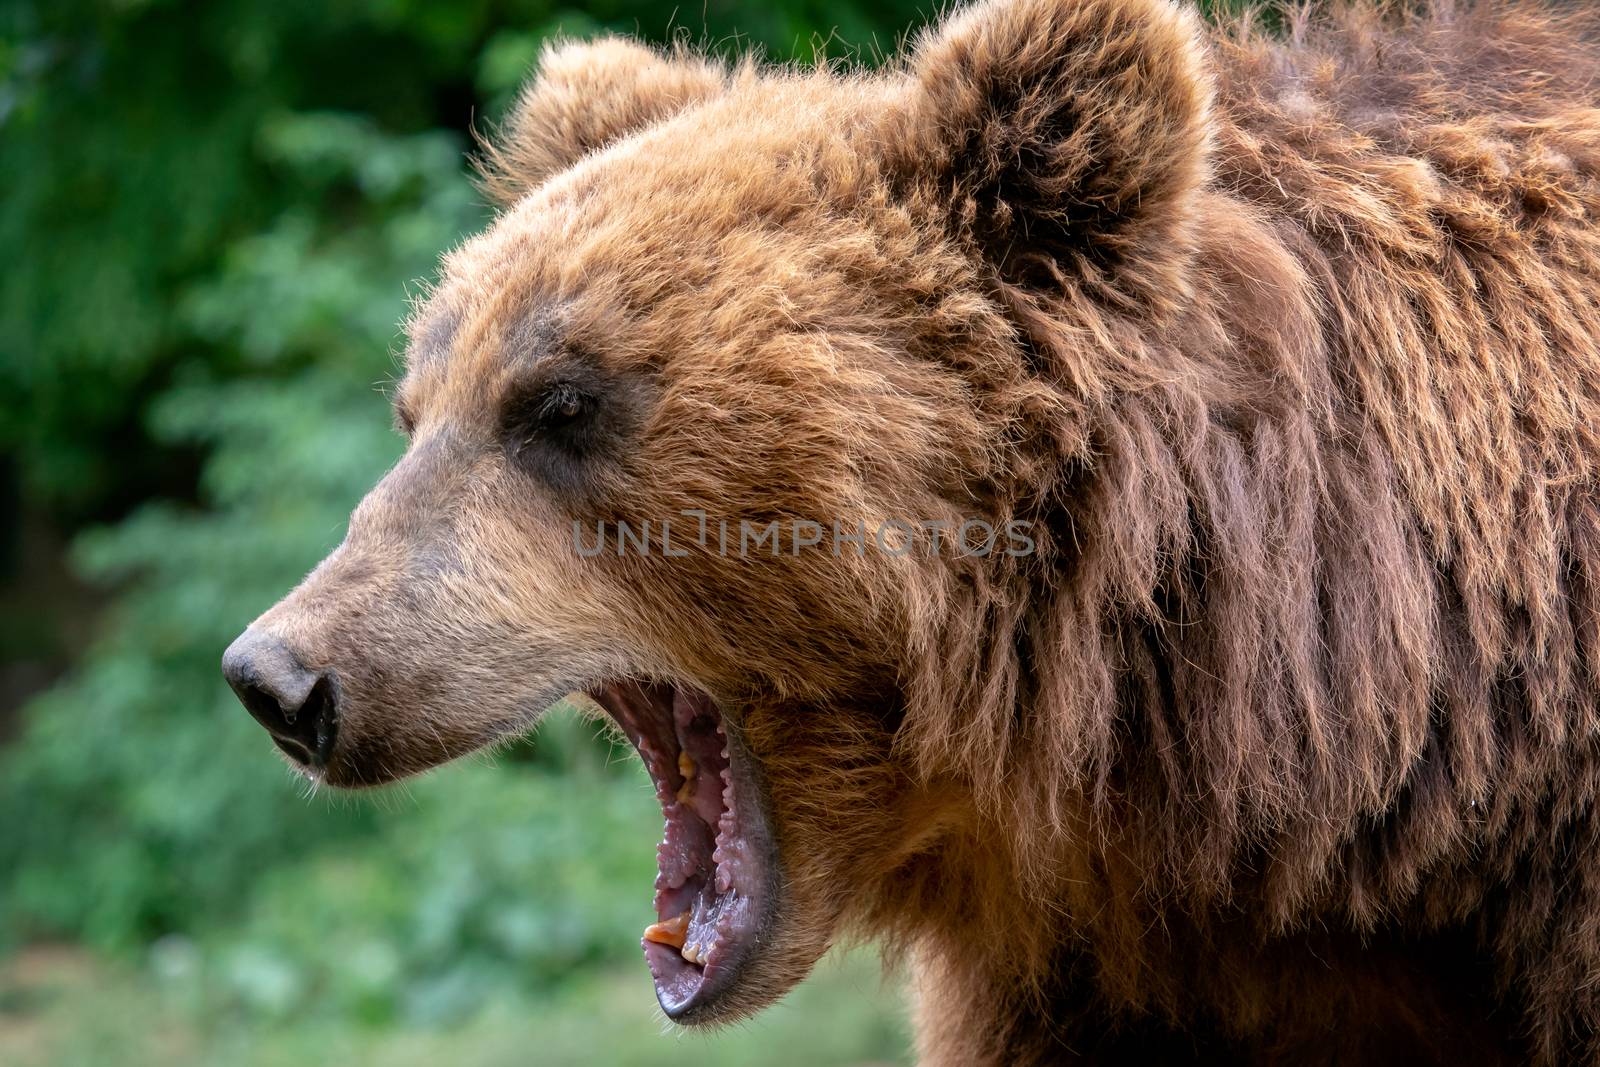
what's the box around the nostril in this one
[237,679,289,732]
[300,674,340,765]
[222,629,340,768]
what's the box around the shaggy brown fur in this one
[230,1,1600,1062]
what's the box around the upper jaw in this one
[311,678,582,788]
[585,679,784,1022]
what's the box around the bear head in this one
[223,0,1212,1025]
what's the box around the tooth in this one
[643,911,689,949]
[681,942,701,964]
[675,751,697,804]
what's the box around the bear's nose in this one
[222,630,338,768]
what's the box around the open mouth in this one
[586,680,778,1021]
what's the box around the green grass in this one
[0,943,909,1067]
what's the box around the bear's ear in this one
[887,0,1213,307]
[479,38,727,205]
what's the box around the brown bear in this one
[221,0,1600,1062]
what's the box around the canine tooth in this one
[644,911,689,949]
[681,942,702,964]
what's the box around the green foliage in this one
[0,105,479,950]
[0,0,930,514]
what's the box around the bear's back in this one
[1203,4,1600,613]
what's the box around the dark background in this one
[0,1,935,1062]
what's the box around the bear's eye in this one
[503,381,590,444]
[499,377,604,476]
[498,360,639,496]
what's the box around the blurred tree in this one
[0,0,930,513]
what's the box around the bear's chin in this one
[585,680,784,1023]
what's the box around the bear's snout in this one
[222,629,339,770]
